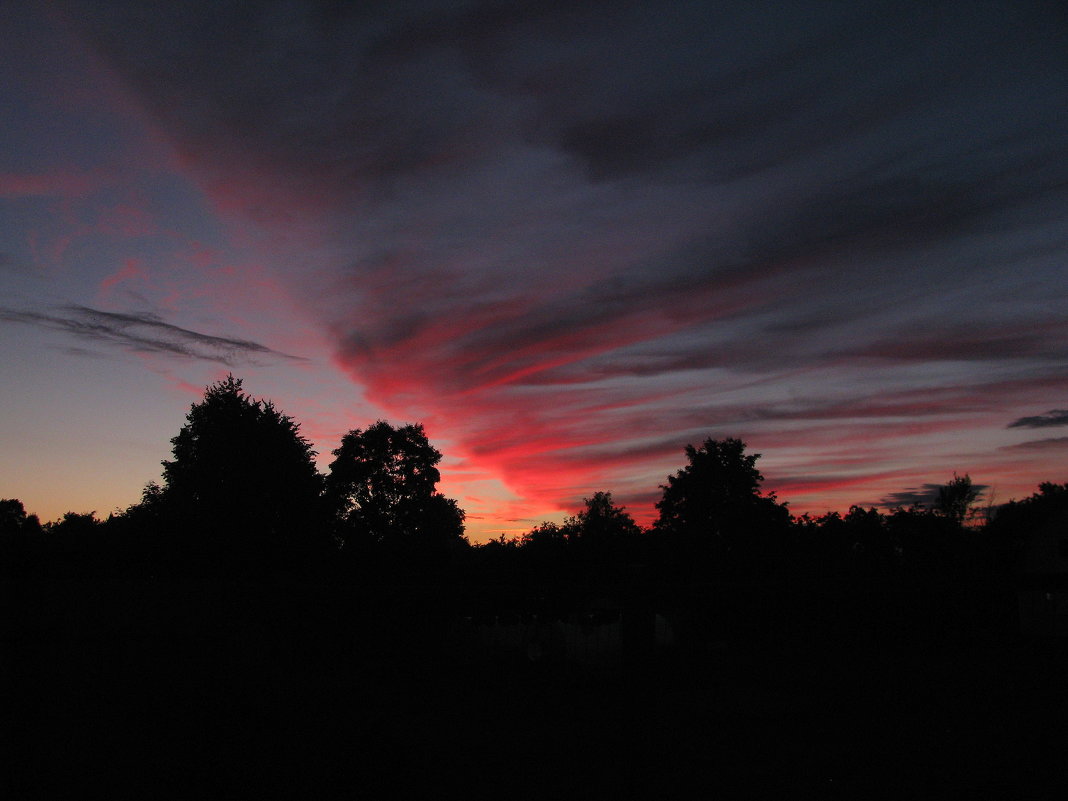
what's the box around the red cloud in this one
[54,0,1067,541]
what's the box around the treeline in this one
[6,376,1067,797]
[0,378,1059,602]
[2,375,1065,599]
[1,376,465,581]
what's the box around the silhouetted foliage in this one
[0,498,42,576]
[885,506,960,575]
[10,367,1064,730]
[522,521,567,550]
[325,420,465,560]
[500,492,646,585]
[0,498,39,535]
[992,481,1068,526]
[560,491,644,576]
[654,438,790,573]
[44,510,101,534]
[935,472,981,525]
[791,505,900,579]
[988,481,1068,563]
[562,491,641,544]
[101,481,175,573]
[116,481,168,530]
[159,375,326,571]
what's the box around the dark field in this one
[6,580,1067,799]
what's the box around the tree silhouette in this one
[563,491,641,544]
[44,510,101,536]
[522,521,566,549]
[160,375,325,569]
[325,421,465,556]
[935,473,981,525]
[654,437,789,570]
[0,498,41,577]
[987,481,1068,567]
[0,498,40,538]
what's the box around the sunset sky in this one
[2,1,1066,541]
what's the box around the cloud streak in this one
[1008,410,1068,429]
[880,481,990,511]
[41,0,1068,531]
[0,305,303,367]
[1000,438,1068,452]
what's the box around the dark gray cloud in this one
[67,1,1068,367]
[1008,410,1068,429]
[1000,437,1068,452]
[880,481,989,511]
[843,319,1068,365]
[51,0,1068,519]
[0,305,302,366]
[879,485,944,509]
[69,1,1068,200]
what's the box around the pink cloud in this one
[50,0,1068,541]
[0,171,104,199]
[99,257,146,293]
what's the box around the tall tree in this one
[325,421,465,554]
[161,375,325,567]
[654,438,789,567]
[935,473,981,525]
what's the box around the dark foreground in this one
[5,580,1068,799]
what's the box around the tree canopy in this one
[160,375,325,565]
[562,491,641,544]
[1,498,40,536]
[654,438,789,567]
[9,373,1062,593]
[325,420,465,555]
[656,439,786,531]
[935,473,981,525]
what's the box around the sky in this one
[2,0,1066,540]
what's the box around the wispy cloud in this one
[1008,410,1068,429]
[879,481,989,511]
[879,485,944,509]
[1000,437,1068,452]
[49,0,1068,528]
[0,305,303,366]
